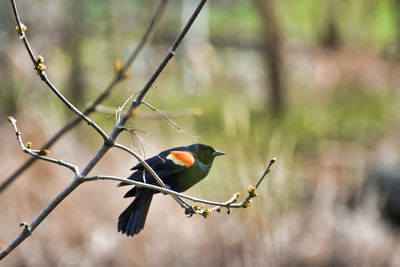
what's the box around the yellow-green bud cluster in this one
[202,208,211,218]
[15,23,27,34]
[36,63,46,75]
[36,56,46,75]
[247,185,258,198]
[243,199,253,208]
[39,149,49,156]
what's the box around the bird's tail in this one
[118,189,154,237]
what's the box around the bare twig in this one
[95,104,202,119]
[141,101,198,141]
[10,0,109,142]
[0,0,169,194]
[0,0,208,260]
[83,158,276,215]
[8,117,79,174]
[142,101,184,131]
[10,0,35,64]
[209,158,276,214]
[119,0,169,78]
[81,175,236,206]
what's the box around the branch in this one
[82,158,276,217]
[208,158,276,214]
[141,101,197,141]
[10,0,109,142]
[7,117,79,174]
[1,0,208,260]
[0,0,169,194]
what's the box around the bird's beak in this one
[213,150,226,157]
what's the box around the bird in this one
[117,143,226,237]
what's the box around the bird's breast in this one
[164,162,212,192]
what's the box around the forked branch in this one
[8,117,79,174]
[0,0,209,261]
[0,0,169,194]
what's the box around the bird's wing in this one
[130,146,188,171]
[118,147,195,187]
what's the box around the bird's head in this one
[188,143,226,165]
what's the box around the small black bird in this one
[118,143,225,236]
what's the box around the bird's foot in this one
[185,206,195,218]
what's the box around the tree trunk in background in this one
[320,0,341,49]
[0,1,21,115]
[393,0,400,58]
[254,0,285,115]
[61,0,88,108]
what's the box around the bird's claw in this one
[185,206,195,217]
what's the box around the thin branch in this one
[0,0,169,194]
[83,158,276,215]
[9,0,110,142]
[8,117,79,174]
[95,104,202,119]
[40,74,110,142]
[82,175,232,206]
[142,101,184,131]
[0,0,208,260]
[209,158,276,214]
[10,0,35,64]
[120,0,169,77]
[98,101,198,141]
[141,101,199,142]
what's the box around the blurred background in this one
[1,0,400,266]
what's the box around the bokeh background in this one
[1,0,400,266]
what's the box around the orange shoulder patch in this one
[166,151,195,167]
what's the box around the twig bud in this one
[234,192,241,200]
[243,199,253,208]
[114,59,123,72]
[25,142,32,149]
[270,157,276,163]
[123,71,133,79]
[19,222,32,234]
[37,55,44,64]
[15,23,27,34]
[36,63,46,75]
[39,149,49,156]
[227,207,231,214]
[202,208,211,218]
[247,185,258,198]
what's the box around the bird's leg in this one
[184,205,196,217]
[162,184,195,217]
[174,195,195,217]
[173,195,195,217]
